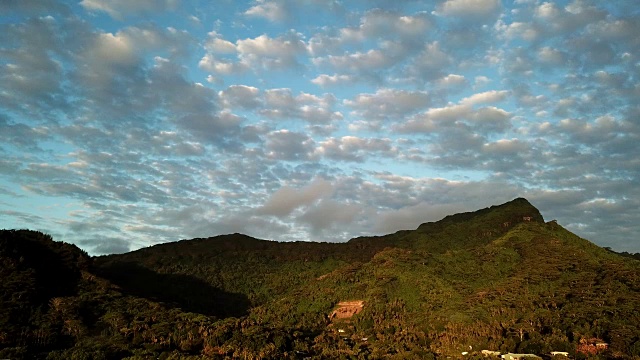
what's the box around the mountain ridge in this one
[1,198,639,359]
[113,197,545,261]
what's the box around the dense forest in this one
[1,198,639,359]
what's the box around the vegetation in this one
[1,198,639,359]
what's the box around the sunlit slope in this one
[90,198,640,357]
[245,220,639,357]
[95,198,542,307]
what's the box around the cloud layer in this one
[1,0,639,254]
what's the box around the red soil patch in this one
[330,300,364,320]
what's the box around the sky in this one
[1,0,639,255]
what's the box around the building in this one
[501,354,541,360]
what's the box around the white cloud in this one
[199,54,247,75]
[204,31,237,54]
[311,73,353,87]
[460,90,509,106]
[498,21,540,41]
[200,32,308,74]
[482,138,529,155]
[535,2,559,19]
[437,74,466,87]
[396,103,511,134]
[245,1,288,22]
[435,0,502,20]
[237,33,307,69]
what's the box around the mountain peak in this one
[417,197,543,231]
[405,198,545,252]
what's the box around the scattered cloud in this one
[80,0,178,19]
[1,0,639,254]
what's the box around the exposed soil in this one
[330,300,364,320]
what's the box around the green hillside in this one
[1,198,639,359]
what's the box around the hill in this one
[1,198,639,359]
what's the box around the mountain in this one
[1,198,639,359]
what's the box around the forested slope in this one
[1,198,639,359]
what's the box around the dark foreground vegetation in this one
[1,198,639,359]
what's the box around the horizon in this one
[1,0,639,255]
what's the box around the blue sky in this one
[1,0,639,255]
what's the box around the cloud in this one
[537,46,567,65]
[482,138,529,156]
[243,0,343,24]
[402,41,451,81]
[199,54,248,75]
[311,74,354,87]
[460,90,509,106]
[259,89,342,124]
[396,91,512,135]
[534,1,607,35]
[2,0,640,255]
[264,129,316,161]
[0,116,49,150]
[435,0,502,21]
[0,16,74,120]
[86,237,131,255]
[203,31,237,54]
[314,48,400,75]
[297,199,361,237]
[0,0,70,14]
[256,178,333,217]
[219,85,261,110]
[307,10,439,86]
[245,1,288,22]
[315,136,396,162]
[237,33,306,65]
[80,0,178,19]
[200,32,308,74]
[0,210,45,224]
[373,202,464,234]
[344,88,430,126]
[437,74,466,88]
[339,9,432,41]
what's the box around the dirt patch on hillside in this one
[330,300,364,320]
